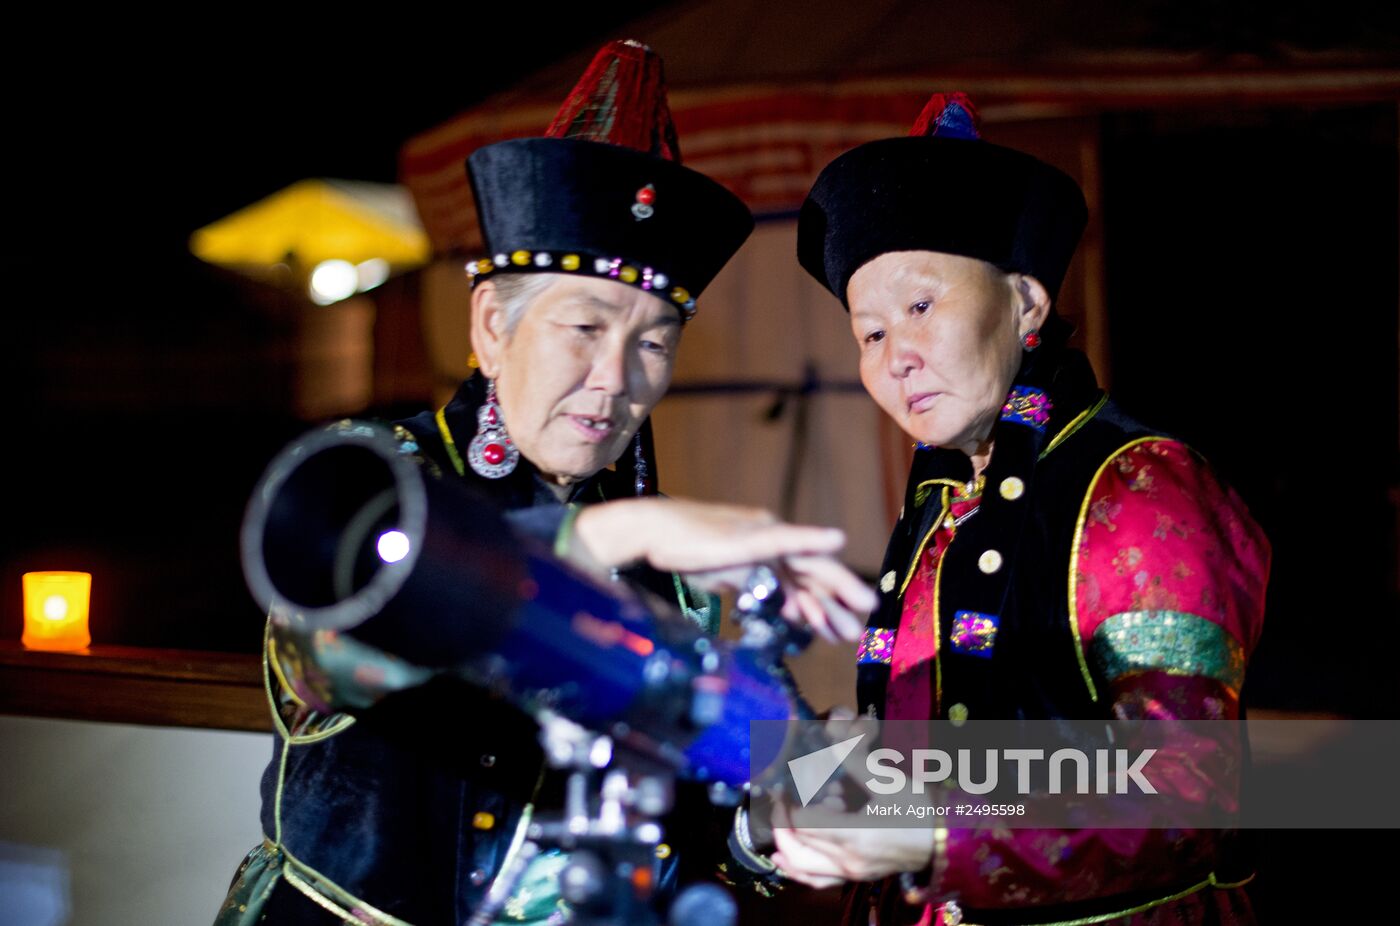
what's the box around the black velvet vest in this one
[858,350,1166,722]
[257,374,676,924]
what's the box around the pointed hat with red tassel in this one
[797,91,1086,308]
[545,39,682,160]
[466,41,752,316]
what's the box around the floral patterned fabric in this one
[858,628,897,666]
[1001,386,1053,430]
[949,611,999,659]
[886,480,983,722]
[885,438,1268,925]
[1075,438,1268,699]
[268,625,434,717]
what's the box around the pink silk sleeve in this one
[1074,438,1269,695]
[928,439,1269,913]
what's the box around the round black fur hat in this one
[797,93,1086,307]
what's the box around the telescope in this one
[239,421,813,924]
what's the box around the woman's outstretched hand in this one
[570,498,876,642]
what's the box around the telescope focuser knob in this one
[735,565,811,655]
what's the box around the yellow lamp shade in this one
[22,572,92,652]
[189,179,431,271]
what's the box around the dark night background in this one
[7,6,675,653]
[5,6,1399,920]
[13,5,1395,707]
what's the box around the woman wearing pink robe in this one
[760,93,1270,925]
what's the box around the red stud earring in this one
[1021,329,1041,351]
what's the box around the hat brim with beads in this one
[467,137,752,316]
[797,92,1087,307]
[464,41,753,318]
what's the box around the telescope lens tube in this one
[240,421,804,788]
[240,422,527,666]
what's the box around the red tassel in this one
[546,40,681,162]
[907,91,982,139]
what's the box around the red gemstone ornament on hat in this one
[632,184,656,221]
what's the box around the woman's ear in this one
[1013,274,1052,338]
[469,281,507,379]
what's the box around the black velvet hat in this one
[465,41,753,317]
[797,93,1087,307]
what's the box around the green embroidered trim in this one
[309,630,435,711]
[213,841,283,926]
[913,478,964,509]
[500,848,572,923]
[554,504,582,560]
[900,486,951,597]
[264,621,356,745]
[1041,392,1109,460]
[1089,610,1245,695]
[281,845,415,926]
[671,573,718,635]
[272,622,434,715]
[435,407,466,477]
[1010,871,1252,926]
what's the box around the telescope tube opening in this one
[241,425,428,634]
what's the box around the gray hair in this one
[488,273,558,336]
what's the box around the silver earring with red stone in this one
[468,379,519,478]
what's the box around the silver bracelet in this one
[897,872,963,924]
[898,869,932,905]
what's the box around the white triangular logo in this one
[787,734,865,807]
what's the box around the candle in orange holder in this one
[22,571,92,651]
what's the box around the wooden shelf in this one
[0,641,270,732]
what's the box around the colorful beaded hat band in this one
[463,42,750,322]
[465,249,695,316]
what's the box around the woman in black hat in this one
[763,94,1270,925]
[216,42,873,926]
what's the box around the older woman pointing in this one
[763,94,1270,926]
[216,42,873,926]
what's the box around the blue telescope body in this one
[239,422,797,787]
